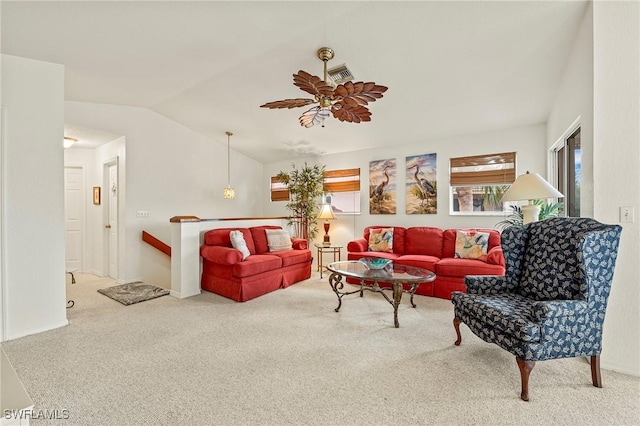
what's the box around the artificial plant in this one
[276,162,326,240]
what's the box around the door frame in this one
[102,157,119,279]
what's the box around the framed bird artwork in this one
[369,159,396,215]
[406,153,437,214]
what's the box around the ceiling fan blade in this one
[333,81,388,106]
[260,98,316,109]
[293,70,334,98]
[299,106,331,128]
[331,104,372,123]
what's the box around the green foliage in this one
[496,200,564,231]
[276,162,325,240]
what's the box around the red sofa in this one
[200,226,312,302]
[347,226,505,299]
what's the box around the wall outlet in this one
[620,206,634,223]
[136,210,151,218]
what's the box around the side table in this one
[314,244,343,279]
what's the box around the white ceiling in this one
[1,1,588,163]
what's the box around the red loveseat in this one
[347,226,505,299]
[200,226,312,302]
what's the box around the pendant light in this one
[223,131,235,199]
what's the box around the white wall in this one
[264,123,546,250]
[547,3,594,218]
[592,1,640,376]
[65,102,265,288]
[1,55,67,340]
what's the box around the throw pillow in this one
[265,228,293,252]
[455,230,490,261]
[230,230,250,260]
[368,227,394,253]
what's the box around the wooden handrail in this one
[142,231,171,257]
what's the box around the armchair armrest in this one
[291,238,307,250]
[200,246,243,265]
[347,238,368,252]
[532,300,589,320]
[464,275,518,295]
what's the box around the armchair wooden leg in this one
[516,357,535,401]
[453,317,462,346]
[591,355,602,388]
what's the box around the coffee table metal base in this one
[328,272,421,328]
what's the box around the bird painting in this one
[406,154,438,214]
[369,160,396,214]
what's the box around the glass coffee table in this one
[326,260,436,328]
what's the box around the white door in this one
[65,167,84,272]
[107,163,118,279]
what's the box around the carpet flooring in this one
[2,273,639,425]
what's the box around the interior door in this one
[64,166,84,272]
[108,163,118,278]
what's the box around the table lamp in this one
[317,204,336,246]
[501,171,564,225]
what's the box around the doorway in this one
[64,166,85,272]
[105,160,119,279]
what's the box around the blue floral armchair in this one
[451,217,622,401]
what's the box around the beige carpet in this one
[2,273,639,426]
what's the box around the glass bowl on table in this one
[358,257,392,270]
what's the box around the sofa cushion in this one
[230,230,250,260]
[368,227,394,252]
[250,226,285,254]
[232,254,282,278]
[265,228,293,252]
[204,228,256,254]
[395,255,439,272]
[437,257,506,277]
[364,226,406,255]
[404,227,444,257]
[270,248,312,267]
[443,228,500,259]
[454,230,490,261]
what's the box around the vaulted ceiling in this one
[1,1,588,163]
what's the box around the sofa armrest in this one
[347,238,368,252]
[532,300,589,320]
[464,275,518,295]
[486,246,505,267]
[291,238,307,250]
[200,246,243,265]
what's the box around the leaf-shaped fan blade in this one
[293,70,335,98]
[331,104,372,123]
[299,106,331,128]
[333,81,388,106]
[260,98,316,109]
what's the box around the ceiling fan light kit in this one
[260,47,388,128]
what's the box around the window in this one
[554,127,581,217]
[270,176,289,202]
[323,168,361,214]
[449,152,516,215]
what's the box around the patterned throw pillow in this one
[368,228,394,253]
[455,230,490,261]
[230,230,250,260]
[265,228,293,252]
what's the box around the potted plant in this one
[496,200,564,231]
[276,162,325,240]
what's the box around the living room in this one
[0,1,638,423]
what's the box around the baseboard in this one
[4,319,69,342]
[170,289,201,299]
[602,359,640,377]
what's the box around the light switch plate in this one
[620,206,634,223]
[136,210,151,218]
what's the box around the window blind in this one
[270,176,289,202]
[450,152,516,186]
[323,168,360,192]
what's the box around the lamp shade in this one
[501,171,564,202]
[317,203,336,220]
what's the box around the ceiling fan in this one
[260,47,388,128]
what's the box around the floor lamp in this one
[501,171,564,225]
